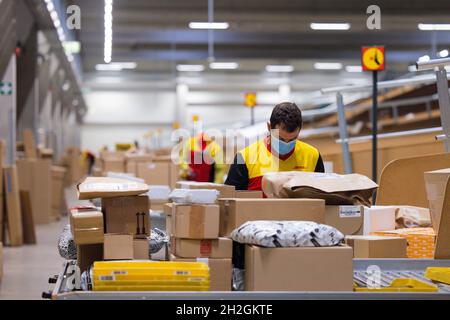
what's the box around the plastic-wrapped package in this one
[230,220,344,248]
[147,185,171,201]
[149,228,169,254]
[169,188,219,204]
[232,268,245,291]
[57,224,77,260]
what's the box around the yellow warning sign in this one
[244,92,257,108]
[362,46,385,71]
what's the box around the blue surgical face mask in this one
[271,135,296,156]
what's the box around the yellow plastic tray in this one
[425,267,450,285]
[354,278,438,293]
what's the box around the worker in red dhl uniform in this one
[225,102,324,191]
[180,133,226,183]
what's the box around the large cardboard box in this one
[77,177,149,200]
[245,245,353,291]
[3,166,23,246]
[171,237,232,258]
[133,238,150,260]
[234,190,263,199]
[372,228,436,259]
[325,205,364,235]
[0,242,3,280]
[345,235,407,258]
[218,198,325,236]
[125,153,153,175]
[70,208,104,245]
[424,168,450,233]
[17,159,52,224]
[172,204,220,239]
[102,195,150,236]
[104,234,133,260]
[77,243,103,273]
[176,181,235,198]
[137,162,170,185]
[102,159,125,173]
[170,254,232,291]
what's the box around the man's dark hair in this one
[270,102,302,132]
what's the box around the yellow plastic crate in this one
[425,267,450,285]
[92,261,210,291]
[354,278,438,293]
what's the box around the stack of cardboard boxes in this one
[73,177,151,273]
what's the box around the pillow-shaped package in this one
[230,220,344,248]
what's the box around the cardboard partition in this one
[245,245,353,291]
[103,234,133,260]
[137,162,170,185]
[172,204,220,239]
[23,129,37,159]
[325,205,364,235]
[19,191,36,245]
[102,195,150,236]
[424,168,450,233]
[218,198,325,237]
[3,166,23,246]
[51,166,67,220]
[70,208,104,245]
[434,175,450,259]
[77,243,103,273]
[345,235,407,258]
[171,237,232,259]
[170,254,232,291]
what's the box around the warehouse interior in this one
[1,0,450,301]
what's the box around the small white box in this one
[363,206,396,235]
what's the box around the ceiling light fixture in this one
[189,22,229,30]
[314,62,343,70]
[95,62,137,71]
[418,23,450,31]
[265,65,294,72]
[310,23,351,30]
[176,64,205,72]
[345,65,363,73]
[104,0,113,63]
[209,62,239,70]
[438,49,449,58]
[418,55,431,62]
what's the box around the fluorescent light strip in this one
[438,49,449,58]
[209,62,239,70]
[176,64,205,72]
[104,0,113,63]
[95,62,137,71]
[314,62,343,70]
[418,23,450,31]
[345,65,363,73]
[189,22,229,30]
[265,65,294,72]
[310,23,350,30]
[418,55,430,62]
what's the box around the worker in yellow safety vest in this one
[180,133,226,184]
[225,102,324,192]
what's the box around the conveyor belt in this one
[46,259,450,300]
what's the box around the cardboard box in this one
[424,168,450,233]
[133,238,150,260]
[102,195,150,236]
[137,162,170,185]
[23,129,37,159]
[171,237,232,258]
[164,203,173,236]
[0,242,3,281]
[125,154,153,175]
[104,234,134,260]
[176,181,236,198]
[77,177,149,200]
[172,204,220,239]
[70,208,104,245]
[102,159,125,173]
[17,159,52,224]
[170,254,232,291]
[345,235,407,258]
[51,166,67,220]
[234,190,263,199]
[77,244,103,273]
[372,228,436,259]
[245,245,353,291]
[3,166,23,246]
[325,205,364,235]
[92,167,103,177]
[218,198,325,237]
[363,206,396,235]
